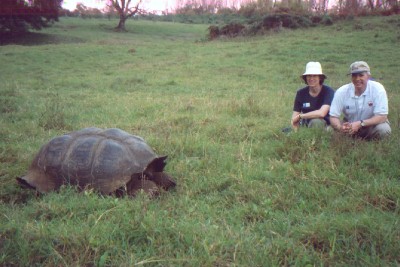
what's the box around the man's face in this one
[351,72,369,91]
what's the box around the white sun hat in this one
[302,62,326,78]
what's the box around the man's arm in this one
[349,114,388,133]
[364,114,388,126]
[330,116,342,132]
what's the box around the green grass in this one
[1,16,400,266]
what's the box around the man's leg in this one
[360,122,391,140]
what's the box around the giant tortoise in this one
[17,127,176,197]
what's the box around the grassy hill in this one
[1,16,399,266]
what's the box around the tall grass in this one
[1,16,399,266]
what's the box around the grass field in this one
[1,16,400,266]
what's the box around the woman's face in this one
[306,75,321,87]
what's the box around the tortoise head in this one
[124,179,161,198]
[143,156,176,190]
[145,172,176,190]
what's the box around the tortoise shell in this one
[17,127,176,195]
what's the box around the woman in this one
[291,62,334,131]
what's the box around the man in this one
[329,61,391,140]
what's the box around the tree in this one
[0,0,62,33]
[107,0,143,31]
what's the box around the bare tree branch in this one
[104,0,142,31]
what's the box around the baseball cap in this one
[349,61,370,74]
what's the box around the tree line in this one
[173,0,398,16]
[1,0,398,34]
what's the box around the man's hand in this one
[341,122,352,134]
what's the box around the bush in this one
[208,25,219,40]
[206,13,334,39]
[321,14,334,25]
[207,23,246,39]
[220,23,246,37]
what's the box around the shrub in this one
[206,12,335,39]
[207,23,246,39]
[220,23,246,37]
[208,25,220,40]
[262,14,312,29]
[321,14,334,25]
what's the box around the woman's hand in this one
[291,114,301,131]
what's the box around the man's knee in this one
[376,122,391,136]
[370,122,391,139]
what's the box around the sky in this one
[62,0,175,13]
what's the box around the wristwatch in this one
[360,120,366,127]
